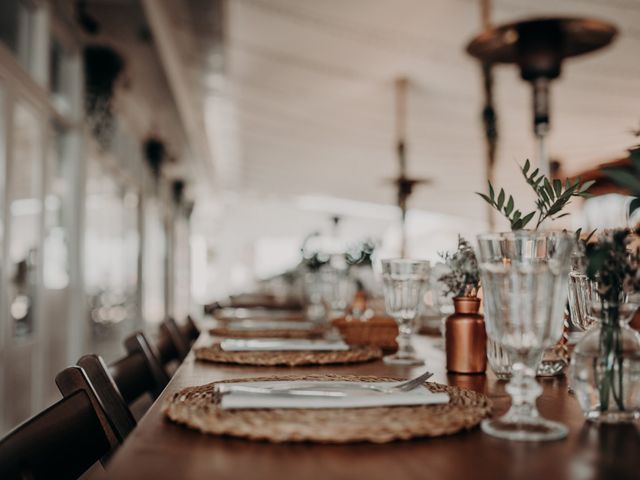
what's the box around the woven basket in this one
[332,315,398,351]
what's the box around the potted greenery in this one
[439,236,481,299]
[439,236,485,374]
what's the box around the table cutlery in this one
[214,370,434,397]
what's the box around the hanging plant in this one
[83,45,124,148]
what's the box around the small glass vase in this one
[570,301,640,423]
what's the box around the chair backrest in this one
[157,316,200,366]
[185,315,200,342]
[157,317,190,365]
[109,331,169,404]
[76,354,137,440]
[0,367,119,480]
[65,332,169,442]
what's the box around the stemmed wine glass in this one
[568,252,639,331]
[381,259,430,366]
[320,267,356,320]
[477,231,574,441]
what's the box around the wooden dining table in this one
[106,330,640,480]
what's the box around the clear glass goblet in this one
[381,259,430,366]
[477,231,574,441]
[303,272,327,323]
[567,252,639,331]
[567,251,600,332]
[320,267,356,320]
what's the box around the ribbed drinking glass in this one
[381,259,430,366]
[477,231,574,441]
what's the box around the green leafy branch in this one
[521,159,594,229]
[477,160,594,231]
[476,183,535,230]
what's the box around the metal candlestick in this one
[383,78,431,257]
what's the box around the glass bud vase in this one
[569,301,640,423]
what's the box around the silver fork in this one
[215,370,434,397]
[335,370,434,394]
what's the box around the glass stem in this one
[504,358,543,422]
[396,316,415,358]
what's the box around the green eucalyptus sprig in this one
[476,183,535,230]
[521,160,595,228]
[477,160,594,230]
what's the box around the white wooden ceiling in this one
[205,0,640,221]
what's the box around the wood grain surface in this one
[106,331,640,480]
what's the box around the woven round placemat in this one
[209,326,326,339]
[164,374,492,443]
[194,344,383,366]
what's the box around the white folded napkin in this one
[217,308,304,320]
[219,380,450,410]
[226,320,317,331]
[220,339,349,352]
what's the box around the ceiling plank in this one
[140,0,216,191]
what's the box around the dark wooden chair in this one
[63,331,169,439]
[76,354,137,441]
[116,330,170,404]
[157,316,200,366]
[157,317,190,366]
[0,366,120,480]
[185,315,200,342]
[204,301,221,315]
